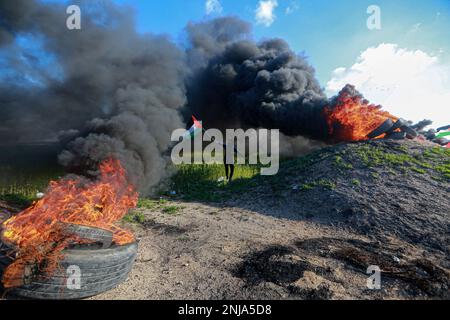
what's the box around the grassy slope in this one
[2,141,448,223]
[163,140,449,202]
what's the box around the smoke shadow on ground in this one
[232,237,450,299]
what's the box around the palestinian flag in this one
[184,116,203,139]
[436,131,450,139]
[436,125,450,139]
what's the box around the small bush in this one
[123,211,146,224]
[162,206,184,215]
[334,155,354,170]
[300,179,336,191]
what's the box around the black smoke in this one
[1,3,371,194]
[184,17,329,141]
[0,0,186,193]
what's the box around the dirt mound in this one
[235,140,449,255]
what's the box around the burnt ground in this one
[1,140,449,300]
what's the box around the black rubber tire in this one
[368,119,394,139]
[385,131,407,140]
[388,119,408,133]
[60,223,114,249]
[401,126,418,139]
[0,242,138,300]
[0,212,11,224]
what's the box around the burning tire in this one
[388,119,408,133]
[385,131,407,140]
[0,242,138,300]
[61,223,114,249]
[367,119,394,139]
[401,126,419,139]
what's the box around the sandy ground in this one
[91,199,446,300]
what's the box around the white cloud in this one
[255,0,278,27]
[205,0,222,15]
[326,43,450,128]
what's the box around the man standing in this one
[221,142,237,182]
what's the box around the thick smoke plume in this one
[3,3,407,194]
[0,0,186,193]
[184,17,329,141]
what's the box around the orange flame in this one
[1,159,138,288]
[324,89,398,142]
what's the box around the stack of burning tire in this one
[368,118,418,140]
[368,119,449,148]
[0,223,138,300]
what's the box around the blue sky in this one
[109,0,450,85]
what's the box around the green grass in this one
[371,172,380,179]
[355,145,450,179]
[122,210,146,224]
[169,163,261,202]
[411,167,426,174]
[0,164,64,203]
[300,179,337,191]
[2,144,448,212]
[300,183,315,191]
[168,155,328,201]
[435,163,450,179]
[135,197,186,215]
[162,205,184,215]
[0,147,320,205]
[334,155,354,170]
[137,198,168,210]
[0,194,34,208]
[423,147,450,179]
[356,146,422,167]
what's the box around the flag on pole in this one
[437,125,450,132]
[184,116,203,139]
[436,131,450,139]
